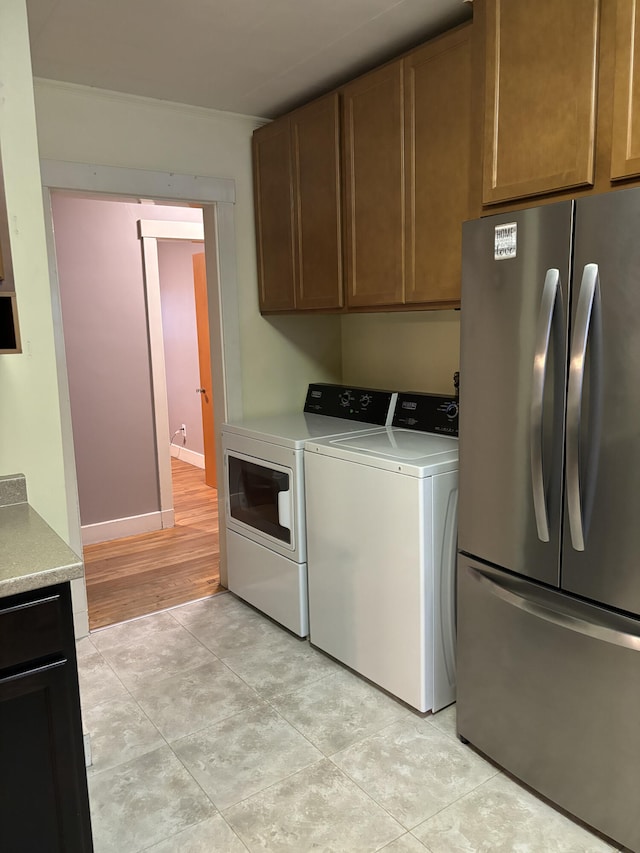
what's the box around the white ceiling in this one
[26,0,472,119]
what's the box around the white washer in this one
[222,385,396,637]
[304,393,459,712]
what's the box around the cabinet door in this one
[611,0,640,180]
[0,661,93,852]
[343,61,405,307]
[405,26,471,306]
[252,119,296,311]
[483,0,599,205]
[292,94,343,309]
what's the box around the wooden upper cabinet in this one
[291,94,343,309]
[253,25,473,312]
[405,26,471,306]
[253,94,343,312]
[483,0,599,205]
[343,60,405,307]
[253,119,296,311]
[611,0,640,180]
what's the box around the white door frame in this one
[138,218,205,524]
[41,159,244,589]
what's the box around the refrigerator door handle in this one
[530,268,560,542]
[469,566,640,652]
[566,263,601,551]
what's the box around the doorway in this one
[50,193,223,629]
[42,161,243,633]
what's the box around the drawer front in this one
[0,593,65,671]
[457,556,640,852]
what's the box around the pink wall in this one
[52,193,202,527]
[158,240,205,457]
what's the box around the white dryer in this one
[304,393,459,712]
[222,385,396,637]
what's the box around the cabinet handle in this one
[0,657,67,686]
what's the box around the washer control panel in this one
[304,384,396,424]
[392,392,459,436]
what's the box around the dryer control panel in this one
[304,384,396,425]
[392,392,459,436]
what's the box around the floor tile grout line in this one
[81,595,502,847]
[164,714,317,819]
[403,832,434,853]
[217,754,331,817]
[136,813,250,853]
[323,716,503,834]
[164,695,268,749]
[375,829,423,852]
[78,633,147,759]
[218,755,406,850]
[170,611,281,661]
[323,752,413,831]
[91,612,220,669]
[166,698,283,755]
[86,722,171,781]
[87,616,231,697]
[263,688,412,761]
[407,771,506,838]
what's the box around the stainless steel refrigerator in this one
[457,187,640,851]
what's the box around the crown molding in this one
[33,77,270,128]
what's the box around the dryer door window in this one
[227,454,292,545]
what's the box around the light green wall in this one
[0,1,74,543]
[341,310,460,395]
[33,80,342,417]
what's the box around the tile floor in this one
[77,592,620,853]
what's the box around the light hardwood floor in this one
[84,458,222,630]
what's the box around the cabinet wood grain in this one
[482,0,599,205]
[253,120,296,312]
[611,0,640,180]
[405,26,471,305]
[343,60,405,307]
[292,94,343,309]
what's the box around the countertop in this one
[0,474,83,598]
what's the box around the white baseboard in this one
[81,508,175,545]
[170,445,205,469]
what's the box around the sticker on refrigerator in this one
[494,222,517,260]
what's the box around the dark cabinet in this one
[0,584,93,852]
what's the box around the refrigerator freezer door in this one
[562,188,640,615]
[457,556,640,852]
[459,203,573,585]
